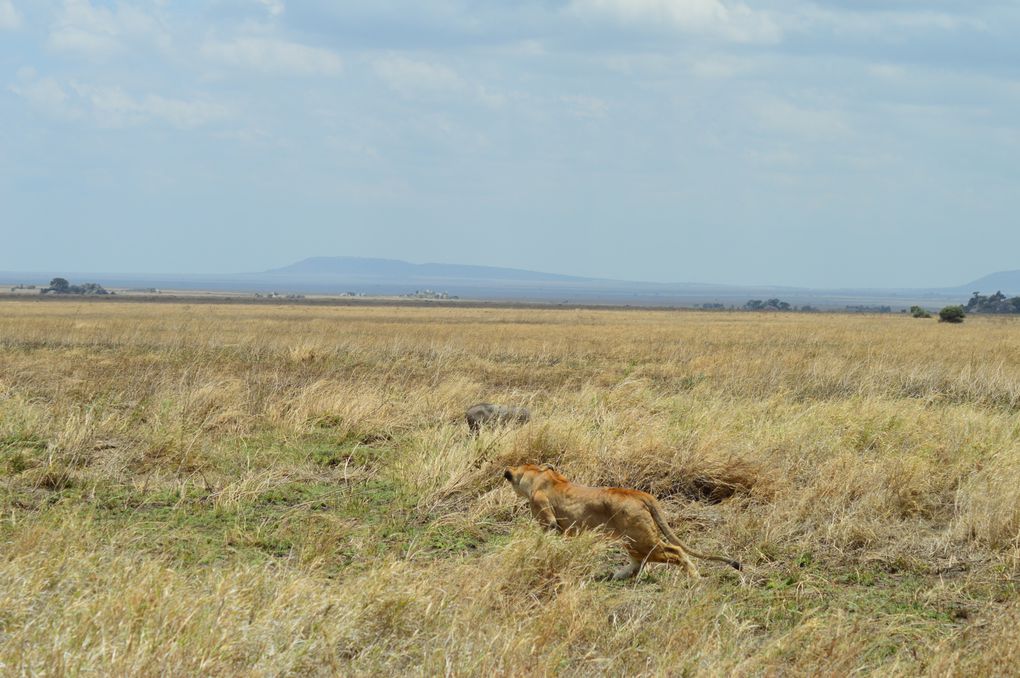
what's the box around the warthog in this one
[465,403,530,434]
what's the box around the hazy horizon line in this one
[0,254,1008,293]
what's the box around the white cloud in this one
[755,97,851,138]
[785,5,986,38]
[155,96,229,128]
[10,72,76,119]
[11,70,227,129]
[71,83,229,128]
[202,36,343,76]
[568,0,781,44]
[258,0,285,17]
[47,0,168,58]
[0,0,21,30]
[561,94,609,119]
[689,55,756,79]
[372,55,508,108]
[373,55,464,95]
[473,85,508,109]
[868,63,907,81]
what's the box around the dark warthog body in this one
[465,403,530,434]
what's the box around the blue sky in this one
[1,1,1018,287]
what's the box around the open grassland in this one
[1,300,1019,676]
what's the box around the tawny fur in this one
[504,464,742,580]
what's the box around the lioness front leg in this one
[529,492,560,532]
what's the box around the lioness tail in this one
[643,497,742,571]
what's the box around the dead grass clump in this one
[929,601,1020,674]
[3,447,36,475]
[46,406,102,469]
[391,426,474,502]
[787,451,962,554]
[496,422,586,471]
[0,518,354,676]
[288,343,330,364]
[326,562,450,668]
[740,611,896,676]
[953,450,1020,550]
[603,441,769,504]
[22,463,76,491]
[487,528,614,605]
[131,433,207,474]
[185,378,251,434]
[276,379,399,440]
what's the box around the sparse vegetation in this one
[1,300,1019,675]
[404,289,459,300]
[254,292,305,299]
[846,304,893,313]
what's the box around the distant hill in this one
[5,257,1004,309]
[266,257,599,283]
[250,256,968,308]
[958,270,1020,296]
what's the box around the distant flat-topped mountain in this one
[265,257,600,283]
[958,270,1020,295]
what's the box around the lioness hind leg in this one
[663,544,700,578]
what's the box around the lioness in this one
[504,464,742,580]
[465,403,530,434]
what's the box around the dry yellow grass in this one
[1,299,1019,676]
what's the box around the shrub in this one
[42,278,108,295]
[743,298,791,311]
[938,305,966,323]
[909,306,931,319]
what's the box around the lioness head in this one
[504,464,559,499]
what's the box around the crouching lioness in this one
[504,464,742,580]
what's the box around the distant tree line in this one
[700,298,969,321]
[42,277,110,296]
[744,298,791,311]
[254,292,305,299]
[403,289,459,300]
[739,299,819,312]
[964,291,1020,314]
[845,305,892,313]
[742,299,795,311]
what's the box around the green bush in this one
[909,306,931,319]
[938,305,966,323]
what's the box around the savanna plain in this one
[1,300,1020,677]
